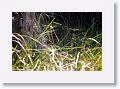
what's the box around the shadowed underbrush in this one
[12,12,102,71]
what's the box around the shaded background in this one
[12,12,102,47]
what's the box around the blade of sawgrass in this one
[87,38,101,46]
[75,52,80,68]
[44,18,55,32]
[13,33,26,43]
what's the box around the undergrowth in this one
[12,13,102,71]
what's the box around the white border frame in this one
[0,0,114,83]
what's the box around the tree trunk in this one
[22,12,36,37]
[21,12,46,49]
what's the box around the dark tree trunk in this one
[21,12,46,49]
[22,12,36,37]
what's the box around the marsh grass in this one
[12,13,102,71]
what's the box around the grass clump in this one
[12,12,102,71]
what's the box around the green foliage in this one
[12,13,102,71]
